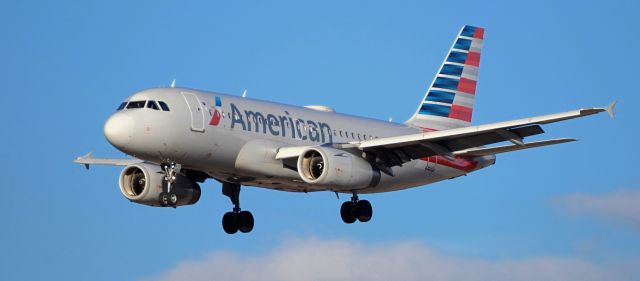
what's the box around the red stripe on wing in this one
[420,156,478,172]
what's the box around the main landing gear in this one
[340,193,373,224]
[221,182,254,234]
[159,163,180,207]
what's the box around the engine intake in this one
[297,147,380,190]
[119,163,201,207]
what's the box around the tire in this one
[356,200,373,222]
[169,193,178,206]
[222,212,238,234]
[340,201,357,224]
[159,192,169,207]
[238,211,254,233]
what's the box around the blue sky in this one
[1,1,639,280]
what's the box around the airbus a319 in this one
[75,26,615,234]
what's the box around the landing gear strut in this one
[340,192,372,224]
[221,182,254,234]
[159,163,181,207]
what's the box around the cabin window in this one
[357,133,361,140]
[126,101,146,109]
[339,130,343,137]
[147,100,160,110]
[117,102,127,111]
[158,101,170,111]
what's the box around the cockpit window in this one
[147,100,160,110]
[117,102,127,111]
[126,101,146,109]
[158,101,170,111]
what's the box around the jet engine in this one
[296,147,380,189]
[118,163,201,207]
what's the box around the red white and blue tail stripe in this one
[406,25,484,131]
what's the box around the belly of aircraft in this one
[206,159,470,194]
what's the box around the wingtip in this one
[74,151,93,164]
[606,100,617,119]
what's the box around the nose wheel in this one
[340,193,373,224]
[159,163,181,207]
[221,182,254,234]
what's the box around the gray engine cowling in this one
[118,163,201,207]
[296,147,380,190]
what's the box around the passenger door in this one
[181,92,205,132]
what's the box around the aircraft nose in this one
[104,113,134,149]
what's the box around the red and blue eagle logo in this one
[209,96,222,126]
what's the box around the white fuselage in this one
[105,88,496,194]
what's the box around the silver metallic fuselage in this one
[105,88,496,194]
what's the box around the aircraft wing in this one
[74,152,143,169]
[277,102,614,170]
[354,102,615,167]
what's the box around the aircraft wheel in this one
[340,201,357,224]
[238,211,254,233]
[356,200,372,222]
[168,192,178,206]
[222,212,238,234]
[159,192,169,207]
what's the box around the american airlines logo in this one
[209,96,222,126]
[211,101,334,144]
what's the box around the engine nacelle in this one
[118,163,201,207]
[296,147,380,190]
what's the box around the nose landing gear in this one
[221,182,254,234]
[340,193,373,224]
[159,163,180,207]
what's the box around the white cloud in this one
[557,188,640,229]
[140,237,638,281]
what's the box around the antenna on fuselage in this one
[170,79,176,88]
[242,89,248,98]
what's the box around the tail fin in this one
[406,25,484,131]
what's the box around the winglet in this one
[605,101,617,119]
[171,79,176,88]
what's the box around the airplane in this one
[74,25,615,234]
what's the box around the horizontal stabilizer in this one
[73,152,143,169]
[453,138,576,157]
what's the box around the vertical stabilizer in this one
[406,25,484,131]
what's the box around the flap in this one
[453,138,576,157]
